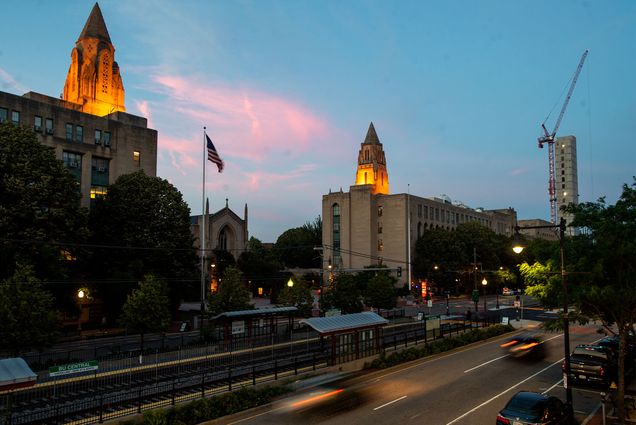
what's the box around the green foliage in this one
[0,122,88,286]
[119,275,171,348]
[0,265,59,354]
[208,266,252,316]
[130,385,291,425]
[321,273,363,314]
[518,261,562,309]
[364,273,397,310]
[88,170,198,318]
[277,277,315,317]
[237,237,282,298]
[274,216,322,268]
[367,324,513,369]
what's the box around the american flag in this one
[206,134,224,172]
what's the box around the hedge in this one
[366,324,514,369]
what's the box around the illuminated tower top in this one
[355,122,389,195]
[62,2,125,116]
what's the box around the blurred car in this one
[500,334,546,359]
[496,391,571,425]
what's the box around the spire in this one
[78,3,111,44]
[364,122,380,144]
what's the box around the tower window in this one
[65,123,73,141]
[378,222,383,234]
[378,206,383,217]
[133,150,140,163]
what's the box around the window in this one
[378,222,383,234]
[562,177,565,182]
[62,151,82,182]
[332,203,341,263]
[11,110,20,124]
[562,184,565,189]
[378,205,383,217]
[133,150,140,163]
[94,129,102,144]
[90,186,108,208]
[103,131,111,147]
[0,108,7,123]
[34,116,42,132]
[378,239,383,251]
[65,123,73,141]
[91,157,109,186]
[45,118,53,134]
[417,204,422,218]
[76,125,83,142]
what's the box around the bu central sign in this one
[49,360,98,377]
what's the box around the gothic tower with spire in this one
[63,2,126,116]
[354,122,389,195]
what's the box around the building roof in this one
[300,312,388,334]
[79,3,112,44]
[363,122,380,145]
[211,306,298,320]
[0,358,36,390]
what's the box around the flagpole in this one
[200,127,206,335]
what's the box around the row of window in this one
[0,108,114,147]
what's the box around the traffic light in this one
[397,266,402,277]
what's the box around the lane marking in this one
[373,395,407,411]
[463,333,563,373]
[445,359,564,425]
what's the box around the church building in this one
[0,3,157,208]
[322,123,517,287]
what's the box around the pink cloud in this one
[150,75,331,162]
[134,100,154,129]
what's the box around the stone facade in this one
[322,123,517,286]
[555,135,579,235]
[190,200,249,261]
[0,3,157,209]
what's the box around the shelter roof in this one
[211,306,297,320]
[300,312,388,334]
[0,358,36,391]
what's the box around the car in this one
[596,335,635,365]
[500,334,546,359]
[496,391,571,425]
[566,344,617,387]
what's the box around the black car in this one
[596,336,635,365]
[500,334,546,359]
[566,344,617,387]
[496,391,571,425]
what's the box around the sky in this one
[1,1,635,242]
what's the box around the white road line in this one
[445,359,564,425]
[463,354,509,373]
[373,395,407,411]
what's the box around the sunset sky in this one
[2,1,635,242]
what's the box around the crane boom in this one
[538,50,588,224]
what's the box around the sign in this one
[421,280,428,299]
[231,320,245,335]
[471,289,479,303]
[501,317,509,325]
[416,312,424,321]
[49,360,98,377]
[427,299,433,308]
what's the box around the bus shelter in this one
[300,312,388,365]
[210,306,298,341]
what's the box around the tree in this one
[88,170,198,320]
[119,275,171,352]
[0,122,88,291]
[562,179,636,423]
[518,261,562,309]
[321,273,363,314]
[365,273,397,310]
[0,265,59,355]
[274,216,322,268]
[277,276,315,317]
[237,237,282,298]
[208,266,252,316]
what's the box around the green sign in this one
[49,360,98,377]
[471,289,479,303]
[427,315,440,320]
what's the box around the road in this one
[216,324,606,425]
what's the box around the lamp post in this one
[287,277,294,288]
[481,277,488,312]
[513,217,571,409]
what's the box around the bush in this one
[367,324,513,370]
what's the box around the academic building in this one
[555,135,579,235]
[322,123,517,286]
[0,3,157,208]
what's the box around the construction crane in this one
[538,49,588,224]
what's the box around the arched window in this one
[218,227,228,251]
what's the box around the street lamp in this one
[513,217,572,409]
[481,277,488,311]
[77,288,89,332]
[287,277,294,288]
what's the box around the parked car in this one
[496,391,571,424]
[596,335,635,365]
[500,334,546,359]
[565,344,617,387]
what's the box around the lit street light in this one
[287,277,294,288]
[513,217,572,410]
[481,277,488,311]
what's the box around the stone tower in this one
[62,3,126,116]
[354,122,389,195]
